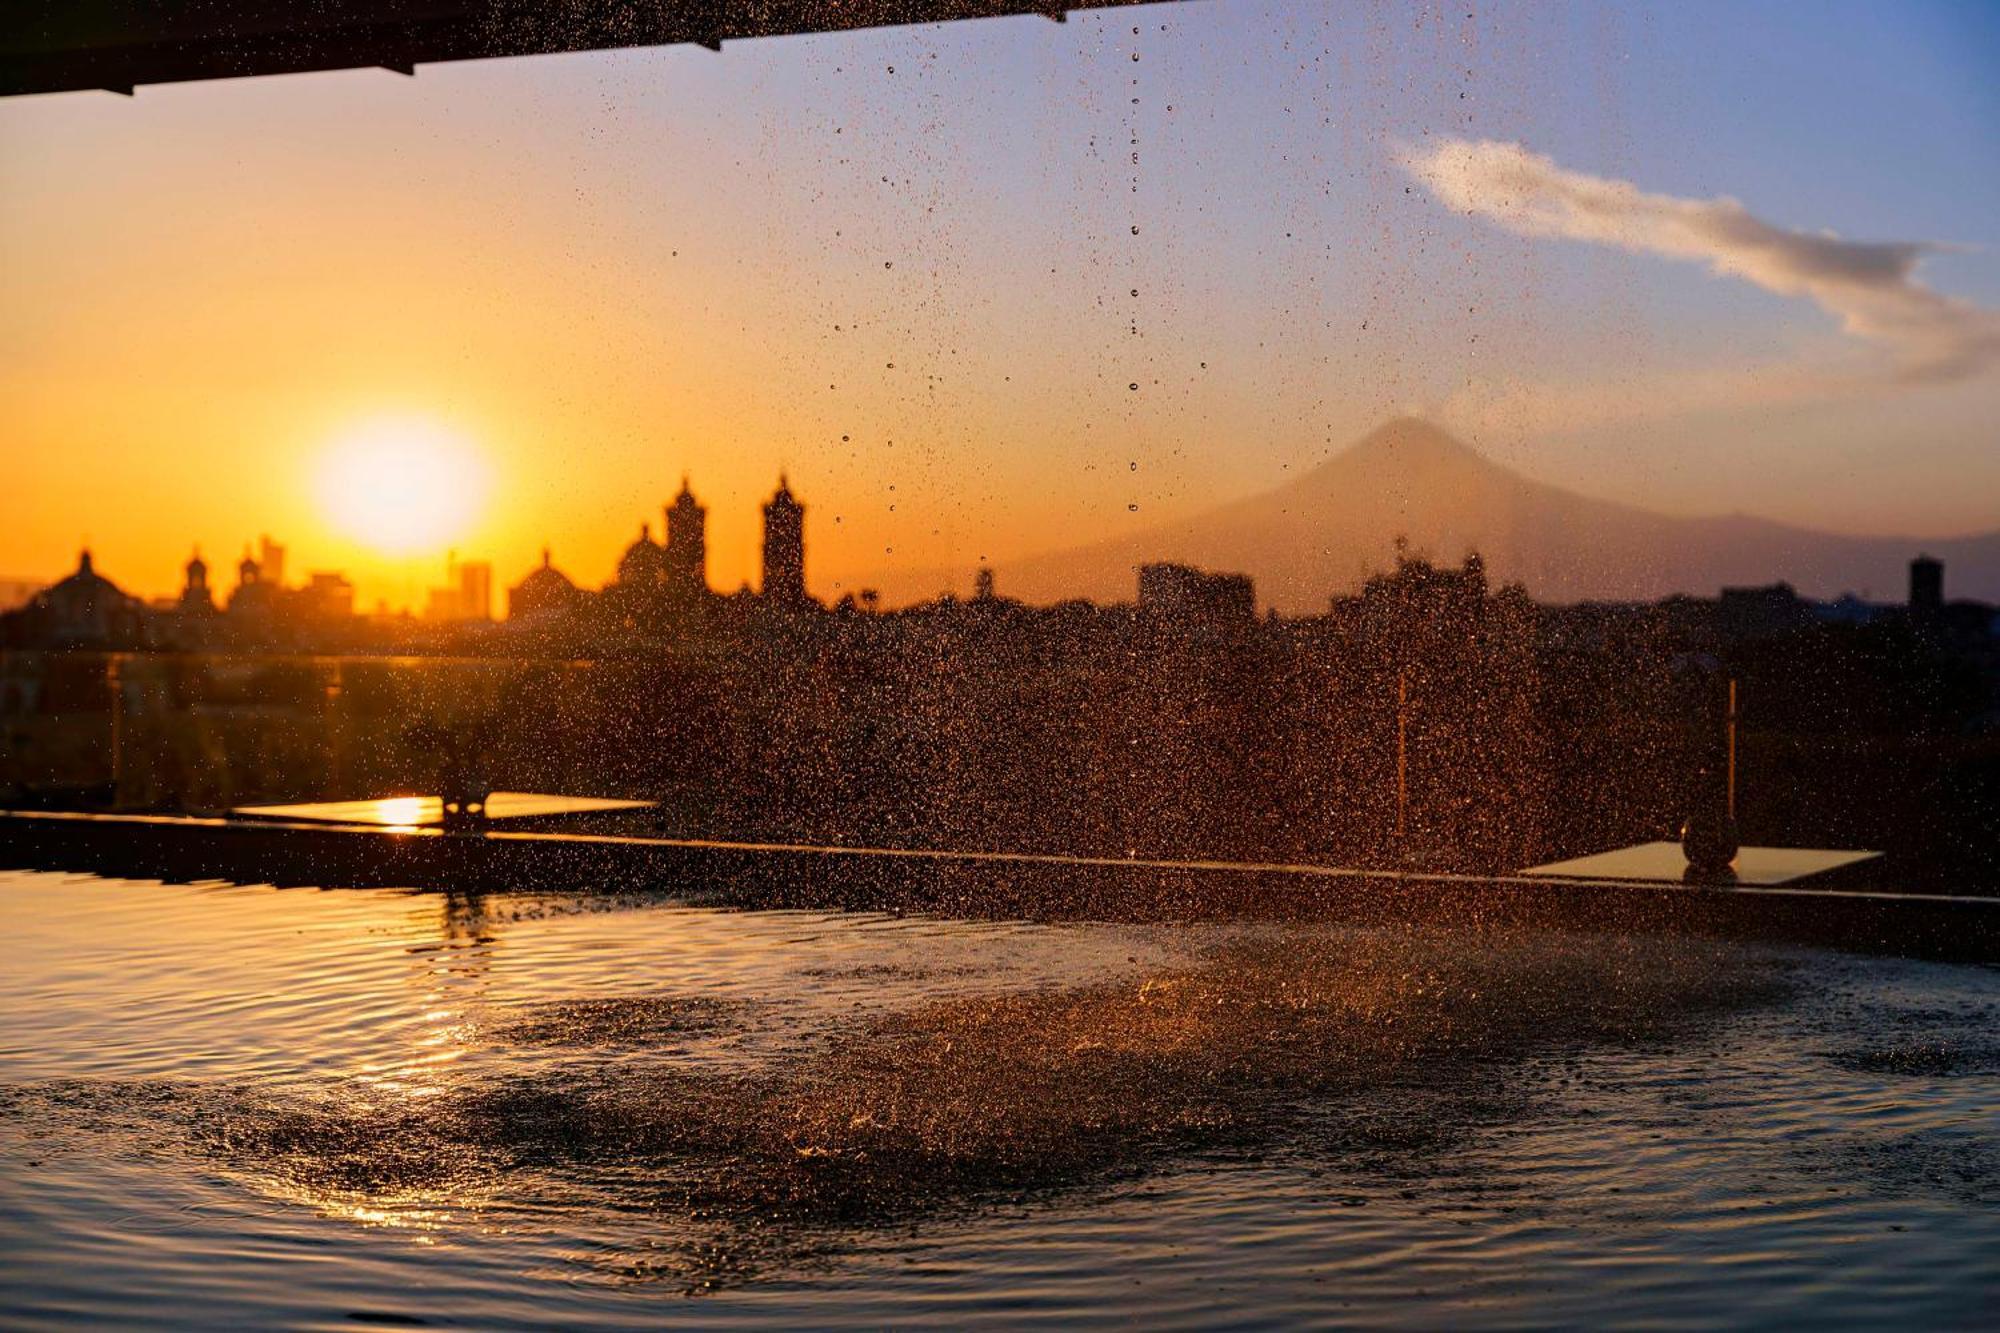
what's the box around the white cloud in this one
[1401,138,2000,389]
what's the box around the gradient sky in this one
[3,0,1996,609]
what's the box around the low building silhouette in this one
[301,571,356,620]
[4,549,149,649]
[508,547,586,621]
[1717,582,1816,640]
[1139,562,1255,626]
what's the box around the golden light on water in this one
[364,796,434,833]
[315,417,489,556]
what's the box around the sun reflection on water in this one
[353,894,493,1099]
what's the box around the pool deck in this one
[2,808,1994,963]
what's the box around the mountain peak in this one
[1283,418,1494,501]
[873,415,2000,611]
[1340,416,1482,468]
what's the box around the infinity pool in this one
[1,869,1994,1328]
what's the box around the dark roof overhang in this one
[2,0,1175,98]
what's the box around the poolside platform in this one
[230,793,655,829]
[1522,842,1882,887]
[2,808,1993,964]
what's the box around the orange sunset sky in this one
[4,1,1997,611]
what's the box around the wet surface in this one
[1,869,1995,1328]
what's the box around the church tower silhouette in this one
[761,474,806,605]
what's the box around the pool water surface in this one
[1,869,1994,1329]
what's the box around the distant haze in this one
[0,579,43,614]
[881,419,2000,612]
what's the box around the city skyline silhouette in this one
[9,415,2000,618]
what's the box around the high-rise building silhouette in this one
[427,553,493,621]
[664,476,708,597]
[458,560,492,622]
[257,535,286,588]
[1910,553,1943,615]
[762,474,807,605]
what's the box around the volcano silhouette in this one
[887,418,1999,612]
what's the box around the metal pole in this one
[326,659,345,795]
[106,654,122,805]
[1395,668,1408,843]
[1726,677,1738,821]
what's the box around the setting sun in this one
[314,417,489,555]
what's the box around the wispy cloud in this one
[1401,138,2000,393]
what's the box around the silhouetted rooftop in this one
[2,0,1165,98]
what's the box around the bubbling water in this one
[4,924,1792,1292]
